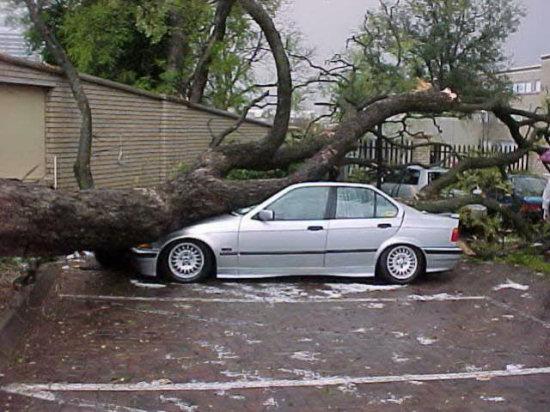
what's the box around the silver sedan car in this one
[131,182,461,284]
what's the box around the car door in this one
[325,186,402,275]
[238,186,331,276]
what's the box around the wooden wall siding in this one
[160,101,266,179]
[0,55,270,190]
[46,81,164,190]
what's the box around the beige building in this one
[504,54,550,111]
[0,53,271,190]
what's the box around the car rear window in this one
[512,176,546,197]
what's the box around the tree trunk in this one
[188,0,235,103]
[375,125,383,188]
[166,9,188,75]
[24,0,94,190]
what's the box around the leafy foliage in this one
[338,0,523,105]
[346,168,376,184]
[448,167,512,195]
[20,0,283,111]
[459,207,503,243]
[226,168,288,180]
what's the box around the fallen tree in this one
[1,0,548,257]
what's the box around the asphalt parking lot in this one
[1,257,549,411]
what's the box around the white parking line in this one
[58,293,486,304]
[3,366,550,394]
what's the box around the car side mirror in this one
[257,209,274,221]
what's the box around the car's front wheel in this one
[158,240,214,283]
[378,245,423,284]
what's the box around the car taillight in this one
[520,204,541,213]
[451,227,460,242]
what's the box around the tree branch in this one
[188,0,235,103]
[24,0,94,189]
[414,195,532,239]
[210,91,269,147]
[420,146,532,198]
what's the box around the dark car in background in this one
[503,174,547,219]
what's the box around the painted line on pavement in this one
[3,366,550,393]
[58,293,486,304]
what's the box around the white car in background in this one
[381,166,448,200]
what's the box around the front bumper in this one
[130,247,159,277]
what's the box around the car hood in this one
[181,214,242,234]
[153,214,241,247]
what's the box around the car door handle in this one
[377,223,392,228]
[307,226,324,231]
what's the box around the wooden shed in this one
[0,53,271,190]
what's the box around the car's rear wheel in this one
[378,245,423,284]
[158,240,214,283]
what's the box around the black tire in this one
[377,244,424,284]
[94,249,130,270]
[158,239,214,283]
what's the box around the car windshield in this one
[232,205,256,215]
[513,176,546,197]
[384,169,420,185]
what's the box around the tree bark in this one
[188,0,235,103]
[24,0,94,190]
[166,9,188,75]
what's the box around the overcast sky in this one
[281,0,548,68]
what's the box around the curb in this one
[0,263,57,362]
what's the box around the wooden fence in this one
[346,139,529,173]
[430,143,529,171]
[347,139,414,172]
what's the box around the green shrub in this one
[446,167,512,196]
[226,168,288,180]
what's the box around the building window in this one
[512,81,540,95]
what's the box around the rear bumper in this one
[423,247,462,273]
[130,247,159,277]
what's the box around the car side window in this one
[335,187,376,218]
[335,187,398,219]
[375,194,398,218]
[266,187,330,221]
